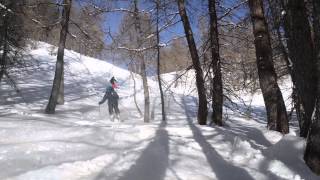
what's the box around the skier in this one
[99,76,120,121]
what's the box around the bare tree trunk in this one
[267,0,303,124]
[174,72,179,88]
[208,0,223,126]
[130,70,143,116]
[274,26,304,124]
[248,0,289,134]
[141,56,150,122]
[0,17,8,82]
[57,70,64,104]
[177,0,208,125]
[304,0,320,175]
[156,0,166,121]
[134,0,150,122]
[45,0,72,114]
[281,0,317,137]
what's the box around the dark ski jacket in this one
[99,83,119,104]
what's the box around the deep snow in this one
[0,42,318,180]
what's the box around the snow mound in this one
[263,135,318,180]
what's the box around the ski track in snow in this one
[0,42,318,180]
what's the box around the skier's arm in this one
[99,92,108,104]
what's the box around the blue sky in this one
[102,0,190,45]
[99,0,247,45]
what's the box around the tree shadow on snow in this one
[225,100,300,132]
[258,138,319,180]
[94,121,169,180]
[0,124,152,179]
[179,95,315,180]
[178,96,255,180]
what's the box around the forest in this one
[0,0,319,179]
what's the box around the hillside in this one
[0,42,317,180]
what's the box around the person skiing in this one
[99,76,120,121]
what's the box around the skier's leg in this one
[99,104,101,117]
[108,100,114,121]
[114,100,120,120]
[115,100,120,114]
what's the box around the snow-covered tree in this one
[114,0,154,122]
[280,0,317,137]
[248,0,289,134]
[304,0,320,175]
[0,0,27,83]
[177,0,208,125]
[208,0,223,126]
[46,0,72,114]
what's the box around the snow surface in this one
[0,42,318,180]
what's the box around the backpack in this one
[106,83,119,100]
[110,91,119,100]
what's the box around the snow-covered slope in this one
[0,42,318,180]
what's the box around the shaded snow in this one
[0,42,318,180]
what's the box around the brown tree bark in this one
[57,70,64,104]
[267,0,303,125]
[156,0,166,121]
[45,0,72,114]
[208,0,223,126]
[248,0,289,134]
[141,56,150,122]
[0,16,8,82]
[304,0,320,175]
[281,0,317,137]
[177,0,208,125]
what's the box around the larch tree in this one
[0,2,10,82]
[0,0,26,83]
[25,0,105,58]
[45,0,72,114]
[177,0,208,125]
[304,0,320,175]
[267,0,301,124]
[24,0,60,45]
[280,0,317,137]
[113,1,156,121]
[133,0,151,122]
[208,0,223,126]
[66,3,105,58]
[155,0,166,121]
[248,0,289,134]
